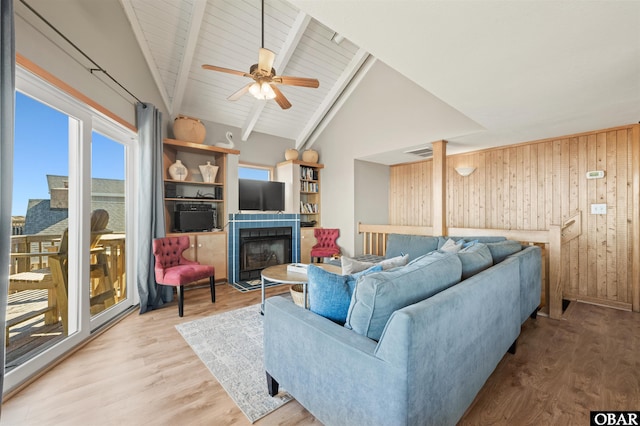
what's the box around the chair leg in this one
[177,285,184,317]
[209,275,216,303]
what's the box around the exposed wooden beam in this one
[303,54,375,149]
[170,0,207,117]
[295,48,370,149]
[120,0,171,113]
[241,11,311,141]
[432,140,447,236]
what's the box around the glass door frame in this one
[5,66,139,394]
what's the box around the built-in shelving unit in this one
[163,138,240,281]
[276,159,323,227]
[163,138,239,231]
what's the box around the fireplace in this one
[239,227,292,281]
[228,213,300,283]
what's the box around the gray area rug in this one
[176,302,292,423]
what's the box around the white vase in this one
[168,159,188,181]
[199,161,219,183]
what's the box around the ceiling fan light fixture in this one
[249,81,276,100]
[201,0,318,108]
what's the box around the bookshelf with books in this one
[276,159,324,227]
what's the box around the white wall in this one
[190,120,295,168]
[313,61,455,255]
[354,160,389,255]
[14,0,167,125]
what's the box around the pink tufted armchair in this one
[310,228,341,263]
[152,236,215,317]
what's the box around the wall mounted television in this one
[238,179,285,211]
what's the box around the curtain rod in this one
[19,0,144,105]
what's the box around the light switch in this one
[591,204,607,215]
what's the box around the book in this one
[287,263,308,274]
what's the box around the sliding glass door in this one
[4,67,137,392]
[88,129,132,325]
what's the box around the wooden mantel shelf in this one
[164,138,240,155]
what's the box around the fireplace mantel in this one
[228,214,301,283]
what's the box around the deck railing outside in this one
[6,233,126,369]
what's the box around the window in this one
[239,164,272,181]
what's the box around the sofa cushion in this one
[345,251,462,340]
[440,238,463,253]
[457,243,493,279]
[308,264,382,324]
[385,234,440,261]
[341,254,409,275]
[486,240,522,264]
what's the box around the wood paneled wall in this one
[389,124,639,310]
[389,160,432,226]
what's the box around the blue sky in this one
[13,92,124,216]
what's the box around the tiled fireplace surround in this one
[228,213,301,283]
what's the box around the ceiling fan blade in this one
[202,64,251,78]
[258,48,276,74]
[274,76,320,88]
[227,83,252,101]
[270,85,292,110]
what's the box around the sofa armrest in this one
[263,296,408,426]
[508,245,542,323]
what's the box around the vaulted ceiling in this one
[121,0,640,163]
[121,0,368,148]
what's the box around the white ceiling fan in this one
[201,0,320,110]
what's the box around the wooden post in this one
[632,124,640,312]
[432,140,447,236]
[548,225,563,319]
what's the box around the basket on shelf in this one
[290,284,308,308]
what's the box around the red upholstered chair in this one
[310,228,341,263]
[152,236,215,317]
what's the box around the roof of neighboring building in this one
[24,176,126,236]
[24,200,68,236]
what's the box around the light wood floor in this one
[2,284,639,425]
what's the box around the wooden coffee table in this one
[260,263,340,314]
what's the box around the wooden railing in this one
[10,235,60,274]
[7,233,127,341]
[358,214,581,320]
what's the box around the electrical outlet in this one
[591,204,607,215]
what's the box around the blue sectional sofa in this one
[263,234,541,426]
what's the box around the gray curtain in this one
[0,0,14,405]
[135,102,170,314]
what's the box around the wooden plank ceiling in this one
[121,0,368,147]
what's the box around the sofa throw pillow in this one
[486,240,522,264]
[462,239,479,248]
[341,254,409,275]
[440,238,463,253]
[341,256,375,275]
[345,251,462,341]
[458,243,493,279]
[378,254,409,270]
[308,264,382,324]
[385,234,439,261]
